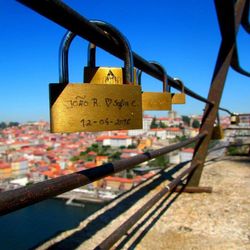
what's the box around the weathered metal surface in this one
[174,186,213,193]
[0,133,206,216]
[226,127,250,130]
[188,0,247,186]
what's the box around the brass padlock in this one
[230,113,240,125]
[211,112,224,140]
[84,42,137,84]
[171,78,186,104]
[211,125,224,140]
[137,61,172,111]
[49,20,142,133]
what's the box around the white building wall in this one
[180,152,193,162]
[169,153,180,164]
[110,138,132,147]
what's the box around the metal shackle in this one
[137,61,170,92]
[173,78,185,93]
[59,31,76,83]
[88,20,134,84]
[59,20,134,84]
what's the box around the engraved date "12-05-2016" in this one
[80,118,131,127]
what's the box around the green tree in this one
[86,156,94,161]
[70,156,80,162]
[150,117,158,129]
[149,155,168,168]
[182,116,190,126]
[0,122,7,129]
[127,144,137,149]
[159,121,166,128]
[192,119,200,128]
[80,151,87,156]
[9,122,19,127]
[110,151,121,160]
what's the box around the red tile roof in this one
[181,148,194,153]
[166,127,181,132]
[105,176,133,183]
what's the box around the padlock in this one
[49,20,142,133]
[84,42,137,84]
[211,125,224,140]
[171,78,186,104]
[230,113,240,125]
[137,61,172,110]
[211,112,224,139]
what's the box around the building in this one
[147,128,167,140]
[166,127,183,138]
[120,149,142,159]
[180,148,194,162]
[96,135,132,147]
[95,155,109,166]
[0,162,12,180]
[128,115,153,136]
[239,114,250,126]
[169,153,180,164]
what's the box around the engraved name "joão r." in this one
[105,98,137,110]
[65,96,98,109]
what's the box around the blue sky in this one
[0,0,249,122]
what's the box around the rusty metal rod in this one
[0,133,206,216]
[17,0,213,105]
[218,107,233,115]
[225,127,250,130]
[174,186,212,193]
[94,162,200,250]
[187,0,247,186]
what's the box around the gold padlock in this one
[211,112,224,140]
[211,125,224,140]
[137,61,172,111]
[230,113,240,125]
[84,42,137,85]
[171,78,186,104]
[49,20,142,133]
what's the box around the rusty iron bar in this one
[174,186,212,193]
[94,162,200,250]
[226,127,250,130]
[17,0,213,105]
[0,133,206,216]
[218,107,234,115]
[187,0,248,186]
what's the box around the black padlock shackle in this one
[173,78,185,93]
[59,31,76,83]
[137,61,170,92]
[216,111,220,126]
[59,20,134,84]
[87,31,112,68]
[88,43,96,68]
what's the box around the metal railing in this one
[0,133,206,216]
[0,0,249,248]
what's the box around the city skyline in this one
[0,1,249,123]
